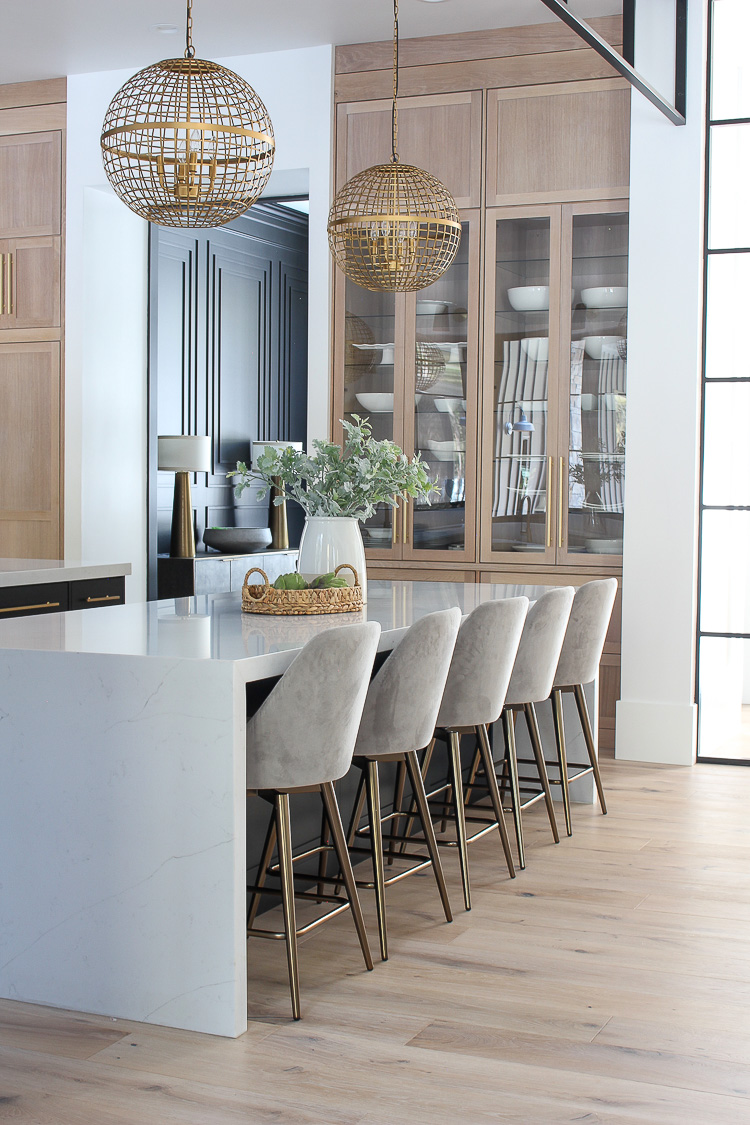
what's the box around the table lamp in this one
[251,440,303,550]
[158,435,212,558]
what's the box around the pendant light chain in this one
[185,0,195,59]
[391,0,399,163]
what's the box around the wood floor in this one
[3,756,750,1123]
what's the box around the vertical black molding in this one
[622,0,636,67]
[675,0,688,121]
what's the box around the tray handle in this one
[243,567,270,601]
[334,563,359,587]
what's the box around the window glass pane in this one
[703,383,750,506]
[700,511,750,633]
[711,0,750,121]
[708,124,750,249]
[705,253,750,379]
[699,637,750,759]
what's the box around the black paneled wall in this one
[147,202,308,598]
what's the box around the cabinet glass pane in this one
[703,383,750,506]
[411,221,469,552]
[711,0,750,122]
[699,637,750,759]
[567,212,627,556]
[342,281,397,549]
[490,216,551,554]
[705,253,750,379]
[708,125,750,250]
[700,511,750,634]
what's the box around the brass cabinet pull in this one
[558,456,565,549]
[85,594,121,603]
[403,496,410,545]
[546,455,553,548]
[7,252,12,315]
[392,499,399,545]
[0,600,60,614]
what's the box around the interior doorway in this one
[146,200,309,599]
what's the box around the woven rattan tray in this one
[242,563,363,616]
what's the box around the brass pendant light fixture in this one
[327,0,461,292]
[101,0,275,228]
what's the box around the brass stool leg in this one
[365,760,389,961]
[463,740,482,806]
[404,750,453,923]
[574,683,608,814]
[247,807,277,931]
[449,731,471,911]
[551,690,572,837]
[477,724,515,879]
[321,782,374,972]
[524,702,560,844]
[502,708,525,870]
[389,761,407,865]
[317,803,331,900]
[347,769,367,849]
[399,738,435,854]
[275,793,301,1021]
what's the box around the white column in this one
[616,0,708,764]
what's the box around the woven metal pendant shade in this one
[101,51,274,228]
[328,162,461,292]
[327,0,460,292]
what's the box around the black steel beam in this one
[538,0,687,126]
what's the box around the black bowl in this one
[203,527,272,554]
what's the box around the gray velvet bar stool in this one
[478,587,574,870]
[549,578,618,836]
[346,608,461,961]
[410,597,530,912]
[245,620,380,1020]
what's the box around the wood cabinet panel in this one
[487,81,630,205]
[338,92,482,208]
[0,341,61,558]
[0,132,62,237]
[0,236,61,329]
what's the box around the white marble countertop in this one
[0,579,553,677]
[0,558,132,587]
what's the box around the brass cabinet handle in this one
[7,251,12,315]
[558,456,565,549]
[392,499,399,545]
[403,496,410,545]
[0,600,60,614]
[85,594,121,603]
[546,455,553,548]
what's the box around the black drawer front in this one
[0,582,69,619]
[70,576,126,611]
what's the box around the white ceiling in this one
[3,1,620,85]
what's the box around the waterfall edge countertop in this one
[0,558,132,586]
[0,580,593,1040]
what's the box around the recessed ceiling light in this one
[152,23,179,34]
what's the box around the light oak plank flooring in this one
[2,757,750,1123]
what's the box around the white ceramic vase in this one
[297,516,367,603]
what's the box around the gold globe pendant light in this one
[328,0,461,292]
[101,0,275,228]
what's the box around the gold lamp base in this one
[269,476,289,550]
[170,471,196,558]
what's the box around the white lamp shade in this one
[158,435,212,472]
[251,440,303,471]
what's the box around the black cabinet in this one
[148,203,309,600]
[158,549,298,599]
[0,575,125,620]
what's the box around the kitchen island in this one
[0,580,596,1038]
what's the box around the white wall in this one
[65,45,333,602]
[616,0,708,763]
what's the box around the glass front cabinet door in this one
[334,213,480,563]
[481,201,627,565]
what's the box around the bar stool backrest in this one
[553,578,618,689]
[504,587,574,707]
[246,621,381,790]
[354,608,461,760]
[436,597,529,730]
